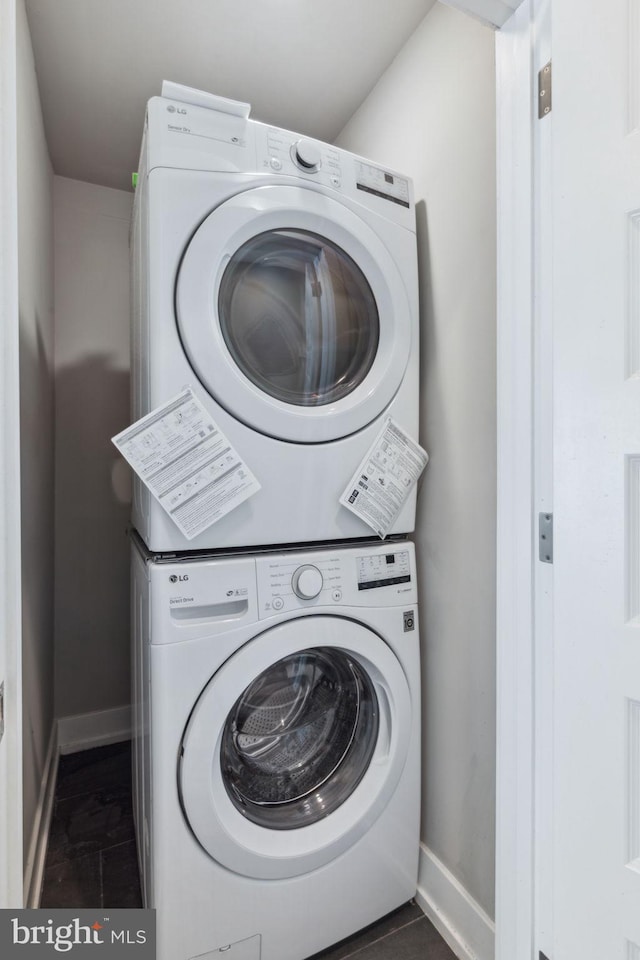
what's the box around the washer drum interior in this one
[220,647,379,829]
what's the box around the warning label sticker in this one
[340,418,428,539]
[112,388,260,540]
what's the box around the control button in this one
[332,589,342,602]
[292,139,322,172]
[292,564,324,600]
[272,597,284,610]
[330,176,341,187]
[269,157,282,171]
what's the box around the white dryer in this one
[131,535,420,960]
[130,88,420,551]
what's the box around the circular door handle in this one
[292,564,324,599]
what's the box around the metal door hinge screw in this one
[539,513,554,563]
[538,60,552,118]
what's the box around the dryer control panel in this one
[254,125,412,217]
[255,541,416,617]
[144,93,415,230]
[258,126,344,190]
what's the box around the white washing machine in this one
[131,534,420,960]
[130,87,420,552]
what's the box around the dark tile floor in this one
[40,740,141,909]
[40,742,457,960]
[311,902,457,960]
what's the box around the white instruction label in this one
[112,388,261,541]
[340,418,428,539]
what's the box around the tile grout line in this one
[334,915,426,960]
[43,792,136,869]
[101,838,136,854]
[40,744,140,910]
[54,783,131,803]
[99,845,105,908]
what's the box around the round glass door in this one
[175,186,412,443]
[178,615,412,880]
[221,647,378,829]
[218,230,379,407]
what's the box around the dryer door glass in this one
[220,646,379,829]
[218,230,379,406]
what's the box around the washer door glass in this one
[221,647,378,829]
[218,230,379,407]
[178,614,413,880]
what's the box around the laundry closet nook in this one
[14,0,497,957]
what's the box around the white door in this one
[551,0,640,954]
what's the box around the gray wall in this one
[16,0,132,869]
[337,3,497,917]
[53,177,133,719]
[16,0,55,867]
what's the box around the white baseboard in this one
[415,844,495,960]
[23,725,59,908]
[57,705,131,755]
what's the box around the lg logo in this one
[166,105,187,115]
[169,574,189,583]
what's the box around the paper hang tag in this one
[111,388,260,541]
[340,418,429,539]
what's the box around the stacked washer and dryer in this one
[130,85,422,960]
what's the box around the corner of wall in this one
[16,0,56,875]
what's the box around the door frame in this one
[495,0,550,957]
[0,0,24,909]
[438,5,544,954]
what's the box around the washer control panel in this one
[257,554,343,614]
[256,543,416,617]
[356,550,411,591]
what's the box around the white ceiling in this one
[24,0,438,193]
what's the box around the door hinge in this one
[538,60,552,118]
[539,513,553,563]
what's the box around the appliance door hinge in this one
[539,513,553,563]
[538,60,552,118]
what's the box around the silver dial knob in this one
[292,139,322,172]
[291,564,324,600]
